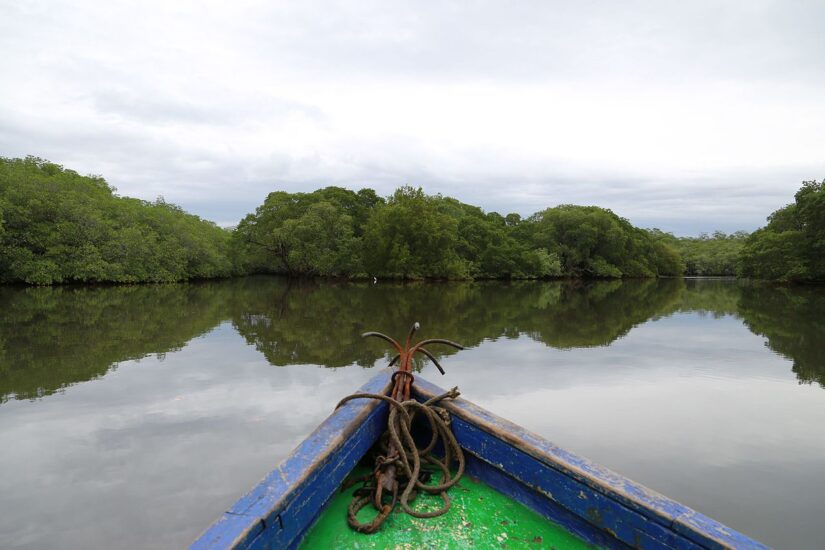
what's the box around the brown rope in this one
[336,387,465,533]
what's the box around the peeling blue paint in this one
[191,371,770,550]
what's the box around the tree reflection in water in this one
[1,276,823,403]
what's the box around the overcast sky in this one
[1,1,823,234]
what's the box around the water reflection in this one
[0,284,232,402]
[229,277,685,366]
[677,279,825,388]
[1,277,824,549]
[679,278,742,316]
[738,285,825,387]
[2,277,824,404]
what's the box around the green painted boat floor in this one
[299,468,599,549]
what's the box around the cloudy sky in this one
[1,1,823,234]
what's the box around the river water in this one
[0,276,823,549]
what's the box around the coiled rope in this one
[336,381,465,534]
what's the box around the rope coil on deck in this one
[336,384,465,534]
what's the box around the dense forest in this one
[648,229,748,276]
[232,179,823,282]
[235,185,683,279]
[739,180,825,282]
[1,156,821,284]
[0,157,235,284]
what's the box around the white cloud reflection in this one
[0,312,823,548]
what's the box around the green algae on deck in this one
[299,469,598,549]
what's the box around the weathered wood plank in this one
[251,402,389,550]
[454,416,698,549]
[463,453,628,549]
[193,371,769,549]
[413,378,770,550]
[190,369,392,550]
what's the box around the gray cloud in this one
[1,0,823,235]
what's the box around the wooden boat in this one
[191,369,769,549]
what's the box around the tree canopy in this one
[740,180,825,282]
[648,229,748,276]
[523,205,684,278]
[232,186,380,277]
[27,156,825,284]
[0,156,235,284]
[237,187,680,280]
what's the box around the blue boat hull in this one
[192,370,769,549]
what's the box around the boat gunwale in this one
[413,377,769,550]
[190,370,394,549]
[191,370,769,550]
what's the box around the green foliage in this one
[765,204,801,232]
[795,180,825,277]
[739,179,825,282]
[527,205,683,278]
[233,186,377,277]
[5,156,748,284]
[649,229,747,276]
[446,199,561,279]
[739,229,808,281]
[362,187,467,278]
[0,157,235,284]
[237,187,680,280]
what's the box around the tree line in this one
[1,156,821,284]
[0,157,235,284]
[739,180,825,282]
[233,185,685,279]
[655,179,825,282]
[648,229,749,277]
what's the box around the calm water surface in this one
[0,277,823,549]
